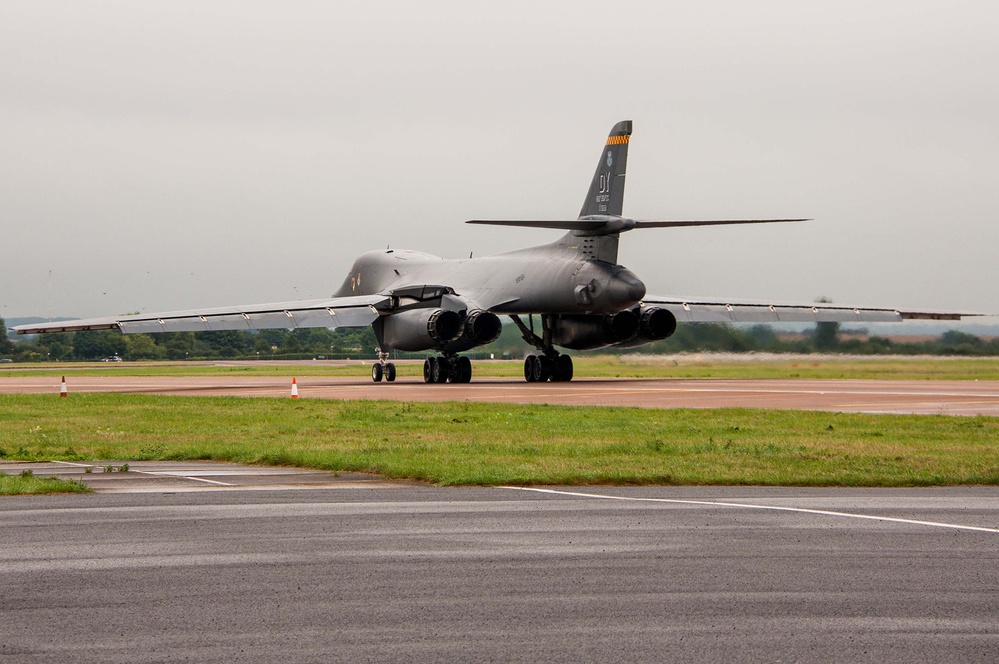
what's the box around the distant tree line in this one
[638,323,999,356]
[3,315,999,362]
[2,322,384,362]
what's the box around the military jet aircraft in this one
[16,120,978,383]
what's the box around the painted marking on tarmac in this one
[505,487,999,534]
[132,470,235,486]
[835,399,999,410]
[53,461,235,486]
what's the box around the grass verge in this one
[0,471,91,495]
[1,393,997,487]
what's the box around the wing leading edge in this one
[642,296,980,324]
[14,295,390,335]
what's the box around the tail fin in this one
[579,120,632,218]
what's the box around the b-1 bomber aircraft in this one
[16,121,979,383]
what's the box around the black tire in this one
[454,356,472,383]
[553,354,573,382]
[533,355,551,382]
[423,358,434,383]
[385,363,397,382]
[371,363,383,382]
[432,356,448,383]
[524,355,537,382]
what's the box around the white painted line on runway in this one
[835,399,999,409]
[131,470,235,486]
[163,469,312,476]
[52,461,234,485]
[505,487,999,534]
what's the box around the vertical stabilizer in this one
[579,120,632,218]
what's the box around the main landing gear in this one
[423,354,472,384]
[512,314,574,383]
[371,350,397,383]
[524,353,573,383]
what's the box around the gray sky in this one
[3,0,997,320]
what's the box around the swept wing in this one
[641,295,977,324]
[14,295,389,335]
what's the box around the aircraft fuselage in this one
[333,235,647,316]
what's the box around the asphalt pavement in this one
[2,484,997,662]
[4,374,999,415]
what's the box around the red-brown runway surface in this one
[3,375,999,415]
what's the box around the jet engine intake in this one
[381,308,463,352]
[551,311,640,351]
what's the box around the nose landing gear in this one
[371,350,397,382]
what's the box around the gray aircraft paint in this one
[15,121,981,382]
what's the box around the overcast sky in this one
[2,1,997,320]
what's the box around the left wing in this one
[14,294,390,335]
[642,295,982,323]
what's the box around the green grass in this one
[1,393,997,487]
[4,356,999,380]
[610,356,999,381]
[0,470,90,495]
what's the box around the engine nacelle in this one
[612,307,678,349]
[381,308,463,352]
[464,310,503,345]
[442,310,503,353]
[551,311,640,351]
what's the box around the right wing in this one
[641,295,982,323]
[14,295,390,335]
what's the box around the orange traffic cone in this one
[60,376,67,398]
[290,377,299,399]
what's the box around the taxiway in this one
[2,374,999,415]
[2,484,996,662]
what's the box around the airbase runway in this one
[3,374,998,660]
[1,478,997,662]
[3,374,999,415]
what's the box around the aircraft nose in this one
[607,270,646,307]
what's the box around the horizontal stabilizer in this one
[466,217,810,235]
[466,219,609,230]
[633,218,809,228]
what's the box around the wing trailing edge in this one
[14,295,390,335]
[641,296,983,324]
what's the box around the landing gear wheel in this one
[385,363,396,382]
[551,354,573,382]
[524,355,538,382]
[371,363,383,382]
[532,355,551,382]
[423,358,435,383]
[454,356,472,383]
[431,356,448,383]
